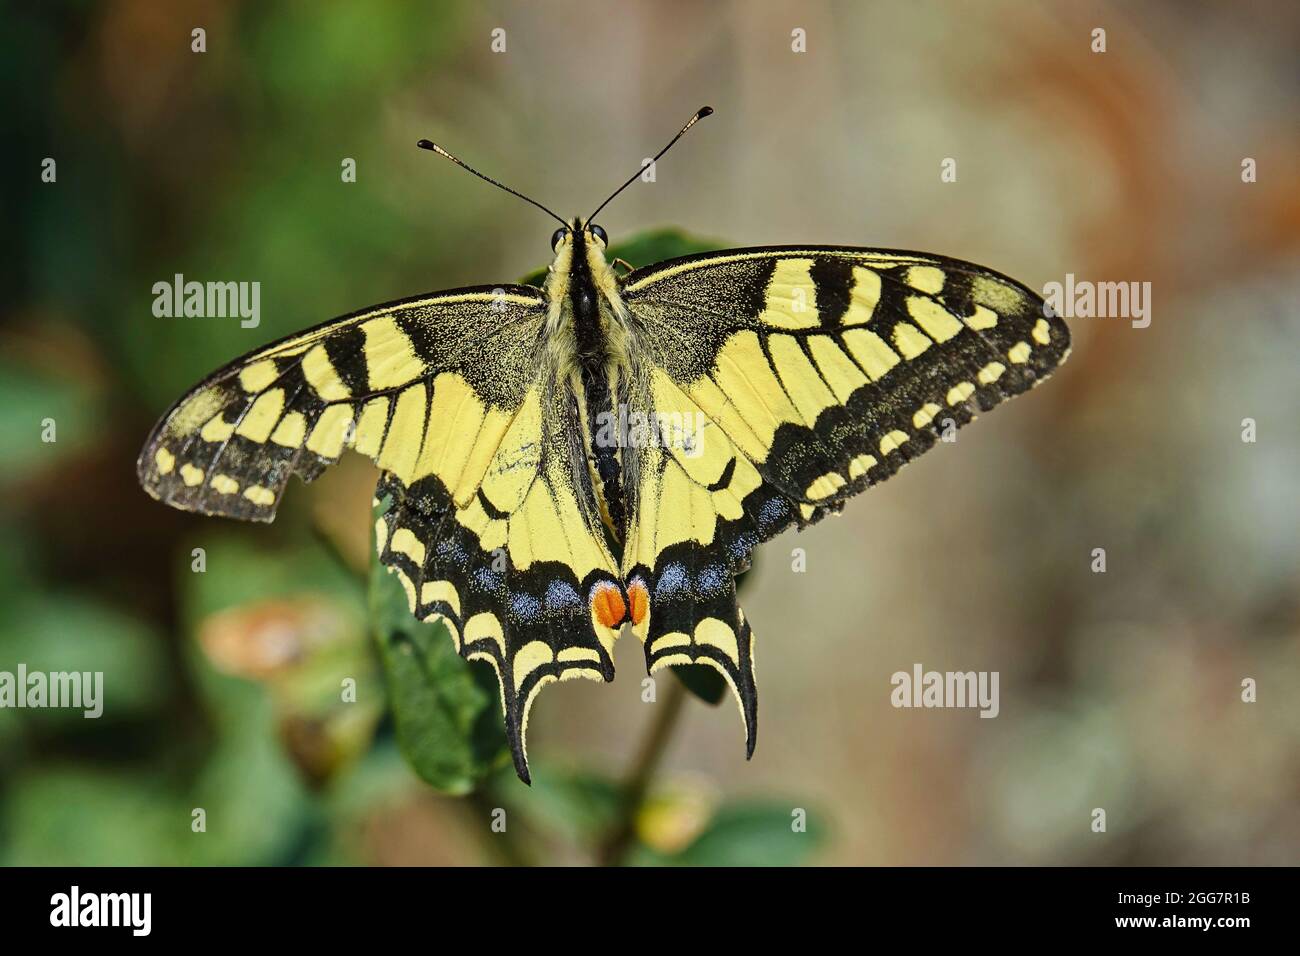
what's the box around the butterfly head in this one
[547,219,619,305]
[550,219,609,254]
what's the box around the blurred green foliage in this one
[632,804,826,867]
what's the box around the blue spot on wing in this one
[655,562,689,600]
[696,563,728,597]
[727,530,759,563]
[510,591,543,622]
[545,579,582,612]
[436,537,466,564]
[473,565,504,594]
[756,495,791,534]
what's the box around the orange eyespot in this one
[627,580,649,626]
[590,582,627,630]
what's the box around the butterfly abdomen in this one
[581,366,625,534]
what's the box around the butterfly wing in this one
[372,376,629,784]
[618,247,1071,752]
[139,285,627,782]
[139,286,545,518]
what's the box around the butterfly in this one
[138,107,1070,783]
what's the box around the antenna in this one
[417,139,568,228]
[586,106,713,224]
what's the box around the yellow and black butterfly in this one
[138,108,1070,783]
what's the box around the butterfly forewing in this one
[138,286,547,519]
[623,247,1068,511]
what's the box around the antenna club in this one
[417,139,435,151]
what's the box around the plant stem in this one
[596,676,689,866]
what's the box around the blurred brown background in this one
[1,0,1297,865]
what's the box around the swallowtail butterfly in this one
[139,108,1070,782]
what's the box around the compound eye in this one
[550,227,568,252]
[590,223,609,246]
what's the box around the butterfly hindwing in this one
[619,247,1070,751]
[619,398,763,754]
[374,380,627,783]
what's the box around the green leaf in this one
[603,227,725,270]
[634,802,827,867]
[518,227,724,286]
[369,500,507,793]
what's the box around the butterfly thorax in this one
[543,220,637,544]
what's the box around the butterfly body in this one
[140,167,1069,785]
[547,218,637,539]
